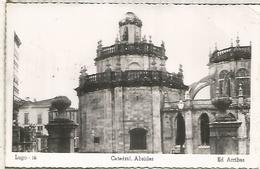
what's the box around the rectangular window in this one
[37,114,42,124]
[94,137,100,144]
[49,112,53,122]
[37,126,43,131]
[24,113,29,124]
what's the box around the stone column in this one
[184,106,193,153]
[152,86,162,153]
[45,96,78,153]
[183,91,193,154]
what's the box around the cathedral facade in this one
[76,12,250,154]
[163,38,251,154]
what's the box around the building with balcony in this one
[76,12,251,154]
[76,12,188,153]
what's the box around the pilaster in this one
[104,88,113,152]
[151,86,162,153]
[238,111,247,154]
[114,87,124,152]
[184,98,193,154]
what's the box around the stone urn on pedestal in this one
[45,96,78,153]
[210,96,241,154]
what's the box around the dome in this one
[119,12,142,27]
[124,12,139,20]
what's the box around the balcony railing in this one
[76,70,187,95]
[95,42,166,61]
[209,46,251,64]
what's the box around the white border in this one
[4,3,260,168]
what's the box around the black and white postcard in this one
[2,1,260,168]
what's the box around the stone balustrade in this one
[76,70,187,95]
[209,46,251,64]
[95,42,166,61]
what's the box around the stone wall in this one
[95,54,165,73]
[79,90,108,152]
[79,86,183,153]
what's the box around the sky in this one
[6,4,260,107]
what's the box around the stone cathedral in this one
[76,12,251,154]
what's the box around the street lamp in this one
[178,100,184,110]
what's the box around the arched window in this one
[122,27,128,41]
[176,113,185,145]
[129,128,147,150]
[200,113,209,145]
[236,68,250,96]
[218,70,228,95]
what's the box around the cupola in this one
[118,12,142,43]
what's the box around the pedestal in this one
[209,121,241,154]
[46,118,78,153]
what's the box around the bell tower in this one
[77,12,187,153]
[119,12,142,43]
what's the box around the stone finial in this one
[97,40,103,49]
[230,38,233,47]
[142,35,147,43]
[149,35,152,43]
[178,64,184,80]
[236,34,240,47]
[161,41,165,48]
[178,64,183,74]
[250,41,252,46]
[80,65,88,76]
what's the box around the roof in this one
[119,12,142,27]
[20,97,77,112]
[21,98,55,107]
